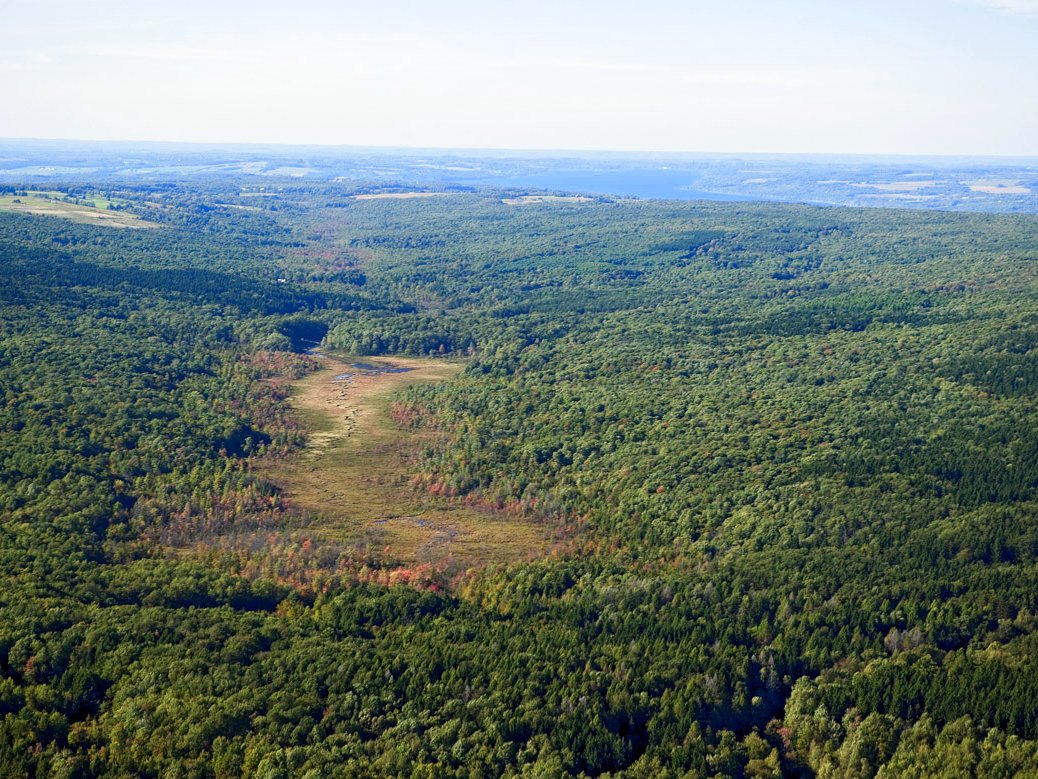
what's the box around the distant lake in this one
[482,169,760,202]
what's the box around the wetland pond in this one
[332,362,415,381]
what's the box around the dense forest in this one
[2,182,1038,777]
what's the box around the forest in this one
[2,181,1038,777]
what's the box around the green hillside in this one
[2,184,1038,776]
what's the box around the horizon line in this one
[3,136,1038,163]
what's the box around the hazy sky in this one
[1,0,1036,155]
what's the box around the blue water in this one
[490,170,759,201]
[349,362,413,374]
[331,362,414,380]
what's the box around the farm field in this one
[0,191,154,227]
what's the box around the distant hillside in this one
[2,139,1037,212]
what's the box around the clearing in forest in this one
[269,352,548,567]
[0,193,156,228]
[967,180,1031,195]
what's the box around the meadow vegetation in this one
[263,351,549,568]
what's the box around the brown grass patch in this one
[260,353,549,569]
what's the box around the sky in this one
[1,0,1036,156]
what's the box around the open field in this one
[0,193,156,228]
[967,180,1031,195]
[263,352,549,567]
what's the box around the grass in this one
[0,192,156,228]
[262,353,549,568]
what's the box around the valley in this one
[266,351,549,568]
